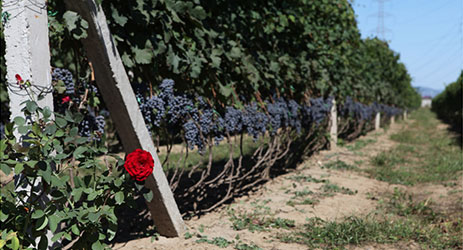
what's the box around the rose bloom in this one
[124,149,154,181]
[61,96,71,104]
[15,74,23,82]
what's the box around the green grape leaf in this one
[31,209,45,219]
[48,215,60,233]
[143,190,153,202]
[115,191,124,205]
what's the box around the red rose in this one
[15,74,23,82]
[124,149,154,181]
[61,96,71,104]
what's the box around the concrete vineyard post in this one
[375,112,381,131]
[330,98,338,148]
[3,0,56,247]
[64,0,185,237]
[3,0,54,127]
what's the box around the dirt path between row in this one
[113,119,458,250]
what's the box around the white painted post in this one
[375,112,381,131]
[391,116,395,124]
[3,0,56,248]
[329,98,337,148]
[63,0,185,237]
[3,0,54,123]
[403,110,408,120]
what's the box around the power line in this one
[417,51,462,80]
[398,0,454,26]
[398,22,460,46]
[406,22,461,71]
[412,45,462,76]
[412,52,462,88]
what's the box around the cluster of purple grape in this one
[306,97,333,124]
[51,68,106,141]
[139,95,165,129]
[288,100,302,133]
[78,112,106,141]
[0,123,4,139]
[137,80,224,151]
[183,120,203,150]
[340,97,402,121]
[52,68,75,94]
[242,102,269,140]
[379,104,402,117]
[94,115,105,136]
[136,79,337,151]
[224,107,243,134]
[267,98,289,135]
[78,115,94,138]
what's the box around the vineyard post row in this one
[63,0,186,237]
[3,0,56,247]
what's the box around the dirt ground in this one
[112,120,461,250]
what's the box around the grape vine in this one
[133,79,401,152]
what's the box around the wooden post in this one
[63,0,185,237]
[375,112,381,131]
[329,98,337,148]
[3,0,56,247]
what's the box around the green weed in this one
[198,224,205,233]
[286,175,326,183]
[287,187,318,206]
[277,215,461,249]
[299,198,317,205]
[287,198,318,207]
[278,198,462,250]
[184,231,193,239]
[196,236,233,248]
[322,160,357,170]
[294,188,314,197]
[354,160,364,165]
[345,138,377,151]
[320,183,357,196]
[195,234,263,250]
[228,203,295,232]
[390,130,419,144]
[395,144,416,153]
[234,242,262,250]
[387,188,437,221]
[371,151,405,167]
[336,138,346,147]
[368,109,462,185]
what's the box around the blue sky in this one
[352,0,462,90]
